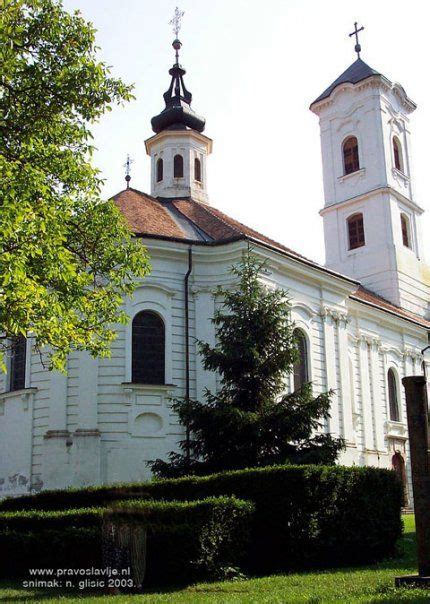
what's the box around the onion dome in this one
[151,38,205,134]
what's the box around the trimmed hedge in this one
[0,496,253,585]
[0,465,403,572]
[0,508,103,576]
[105,496,253,585]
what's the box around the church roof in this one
[112,188,430,331]
[311,58,381,106]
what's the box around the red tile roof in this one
[112,188,430,331]
[351,286,430,329]
[112,188,185,238]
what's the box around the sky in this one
[62,0,430,264]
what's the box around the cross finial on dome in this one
[349,21,364,58]
[169,7,185,63]
[349,22,364,59]
[123,154,134,189]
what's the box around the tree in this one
[151,251,344,478]
[0,0,150,370]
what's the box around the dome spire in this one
[151,8,205,134]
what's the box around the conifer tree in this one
[151,251,344,477]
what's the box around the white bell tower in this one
[310,29,430,319]
[145,26,212,205]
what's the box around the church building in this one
[1,28,429,502]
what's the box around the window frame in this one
[131,310,166,385]
[387,367,400,422]
[342,136,360,175]
[400,213,412,249]
[173,154,184,179]
[347,212,365,250]
[194,157,202,182]
[392,136,404,173]
[156,157,163,182]
[9,336,27,392]
[293,328,309,391]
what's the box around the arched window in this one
[194,157,202,182]
[393,137,403,172]
[400,213,411,248]
[387,368,400,422]
[173,154,184,178]
[132,311,165,385]
[343,136,360,175]
[156,158,163,182]
[347,213,365,250]
[10,336,26,391]
[293,329,309,391]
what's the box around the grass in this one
[1,515,428,603]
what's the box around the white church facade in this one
[1,34,429,502]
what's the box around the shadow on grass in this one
[0,523,421,602]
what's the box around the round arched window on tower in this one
[174,154,184,178]
[342,136,360,175]
[194,157,202,182]
[393,136,403,172]
[156,158,163,182]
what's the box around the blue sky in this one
[62,0,429,264]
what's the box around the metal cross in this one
[124,154,134,189]
[349,22,364,59]
[169,7,185,39]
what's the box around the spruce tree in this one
[150,251,344,477]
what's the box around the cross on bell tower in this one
[349,22,364,59]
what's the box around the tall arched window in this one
[156,158,163,182]
[132,311,165,385]
[194,157,202,182]
[173,154,184,178]
[343,136,360,175]
[393,137,403,172]
[347,213,365,250]
[400,213,411,248]
[293,329,309,391]
[387,368,400,422]
[10,336,26,391]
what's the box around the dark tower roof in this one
[311,58,381,106]
[151,38,206,134]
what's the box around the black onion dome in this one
[151,40,205,134]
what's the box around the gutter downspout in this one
[184,246,193,464]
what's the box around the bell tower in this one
[310,25,430,319]
[145,12,212,204]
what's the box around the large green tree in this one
[0,0,150,370]
[151,251,344,478]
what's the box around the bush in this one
[0,508,103,577]
[105,496,253,585]
[0,497,253,585]
[0,465,403,573]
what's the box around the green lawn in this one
[1,515,428,603]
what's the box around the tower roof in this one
[151,38,205,134]
[311,58,381,106]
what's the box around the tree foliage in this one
[0,0,150,369]
[151,251,344,477]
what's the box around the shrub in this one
[104,496,254,585]
[0,508,103,577]
[0,465,403,573]
[0,497,253,585]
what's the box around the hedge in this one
[0,465,403,572]
[0,508,103,577]
[0,496,253,585]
